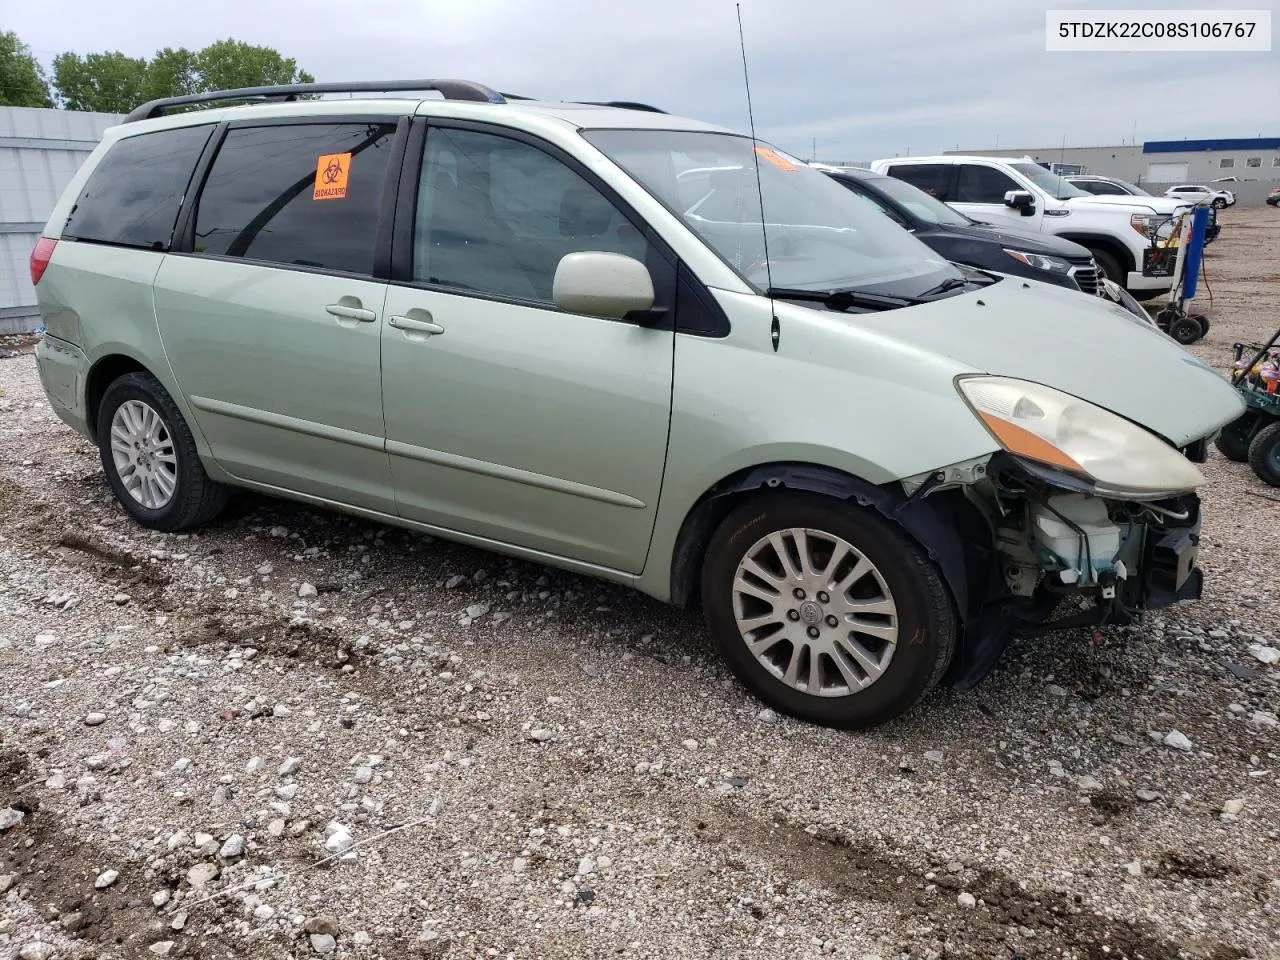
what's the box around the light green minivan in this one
[32,80,1244,728]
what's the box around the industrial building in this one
[945,136,1279,206]
[1,106,121,334]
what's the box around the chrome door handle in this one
[326,303,376,322]
[389,315,445,335]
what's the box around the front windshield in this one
[583,129,959,298]
[1009,162,1090,200]
[870,176,971,227]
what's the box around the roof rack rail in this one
[123,79,507,123]
[499,93,665,114]
[576,100,667,114]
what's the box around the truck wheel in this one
[1215,414,1258,462]
[97,372,230,531]
[700,492,957,729]
[1088,249,1123,287]
[1248,422,1280,487]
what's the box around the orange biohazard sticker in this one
[313,152,351,200]
[753,146,798,172]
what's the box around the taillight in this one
[30,237,58,285]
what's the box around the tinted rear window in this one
[63,125,213,250]
[884,163,950,200]
[192,122,397,275]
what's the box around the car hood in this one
[845,279,1244,447]
[1066,194,1189,215]
[949,222,1092,259]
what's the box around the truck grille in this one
[1069,262,1101,296]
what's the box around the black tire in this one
[1215,413,1259,462]
[700,492,957,729]
[97,372,229,531]
[1248,422,1280,487]
[1088,248,1124,288]
[1212,198,1226,209]
[1168,315,1202,344]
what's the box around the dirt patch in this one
[175,614,367,672]
[692,809,1232,960]
[1,745,294,960]
[1155,850,1237,882]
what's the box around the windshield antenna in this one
[736,3,779,352]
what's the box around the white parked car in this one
[1164,184,1235,208]
[868,156,1191,298]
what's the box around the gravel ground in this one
[1,206,1278,960]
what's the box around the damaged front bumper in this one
[904,450,1209,690]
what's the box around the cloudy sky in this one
[10,0,1277,161]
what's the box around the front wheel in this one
[97,372,229,531]
[1088,249,1123,288]
[1212,198,1226,209]
[1248,422,1280,487]
[700,493,957,729]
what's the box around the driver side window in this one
[413,127,650,305]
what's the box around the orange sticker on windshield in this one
[313,153,351,200]
[754,146,798,172]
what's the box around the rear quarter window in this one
[63,125,214,251]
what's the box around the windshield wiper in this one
[766,286,916,311]
[915,276,971,298]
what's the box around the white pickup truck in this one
[868,155,1192,298]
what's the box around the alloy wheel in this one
[109,399,178,509]
[731,528,899,697]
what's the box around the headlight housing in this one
[957,376,1205,498]
[1129,213,1157,237]
[1003,249,1072,274]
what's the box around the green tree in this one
[190,39,314,92]
[0,31,53,107]
[53,51,147,112]
[141,46,198,102]
[51,39,315,112]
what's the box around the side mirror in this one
[553,252,655,319]
[1004,190,1035,215]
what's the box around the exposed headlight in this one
[1130,213,1158,237]
[1003,249,1072,274]
[957,376,1205,499]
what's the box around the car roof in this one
[878,155,1029,164]
[115,83,736,138]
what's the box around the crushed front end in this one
[888,375,1240,688]
[900,445,1213,690]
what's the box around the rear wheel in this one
[1212,197,1226,209]
[700,493,957,729]
[97,372,229,531]
[1248,422,1280,487]
[1215,413,1259,462]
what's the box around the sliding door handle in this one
[389,315,445,335]
[325,303,376,322]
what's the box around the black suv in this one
[823,167,1103,295]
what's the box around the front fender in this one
[637,289,998,603]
